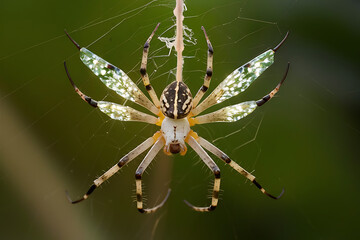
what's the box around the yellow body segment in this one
[152,131,163,142]
[155,111,166,126]
[185,130,199,143]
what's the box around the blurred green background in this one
[0,0,359,239]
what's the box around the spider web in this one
[3,0,359,239]
[0,0,291,239]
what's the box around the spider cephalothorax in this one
[65,24,289,213]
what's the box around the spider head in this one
[161,117,190,155]
[160,81,193,119]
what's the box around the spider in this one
[64,23,289,213]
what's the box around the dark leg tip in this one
[273,31,289,52]
[146,23,161,43]
[264,187,285,200]
[183,200,215,212]
[137,189,171,214]
[64,30,81,50]
[183,199,192,207]
[276,188,285,199]
[64,61,76,88]
[209,205,216,211]
[65,190,85,204]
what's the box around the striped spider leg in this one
[64,25,172,213]
[135,136,168,213]
[64,62,170,213]
[182,31,289,212]
[64,23,289,213]
[192,26,213,108]
[140,23,161,108]
[184,63,289,212]
[191,31,289,116]
[184,135,221,212]
[64,27,160,116]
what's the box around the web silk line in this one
[174,0,184,82]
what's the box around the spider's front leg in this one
[65,30,159,115]
[191,32,289,116]
[135,136,171,213]
[140,23,161,108]
[184,134,221,212]
[192,26,213,108]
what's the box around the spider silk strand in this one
[174,0,184,82]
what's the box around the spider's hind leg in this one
[184,135,221,212]
[197,136,284,200]
[135,137,171,213]
[66,134,158,204]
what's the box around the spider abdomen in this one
[160,81,193,119]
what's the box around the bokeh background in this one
[1,0,359,239]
